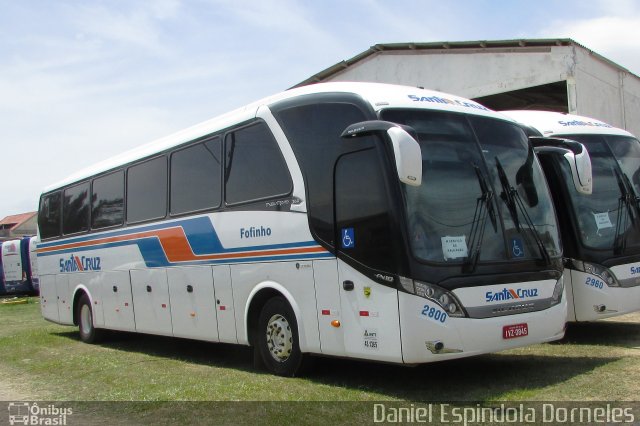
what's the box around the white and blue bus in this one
[38,83,583,376]
[503,110,640,322]
[0,236,39,295]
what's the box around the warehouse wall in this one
[573,48,627,131]
[622,74,640,137]
[320,43,640,136]
[324,46,576,100]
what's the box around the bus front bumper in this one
[398,291,567,364]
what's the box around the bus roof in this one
[44,82,510,193]
[501,110,635,138]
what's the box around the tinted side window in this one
[92,171,124,229]
[273,102,373,247]
[127,157,167,223]
[225,122,292,205]
[39,192,61,239]
[171,138,222,214]
[335,148,396,273]
[63,182,90,234]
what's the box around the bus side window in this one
[39,192,62,239]
[335,148,397,273]
[127,156,168,224]
[63,182,90,235]
[224,122,292,206]
[170,137,222,215]
[92,170,124,229]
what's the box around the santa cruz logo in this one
[59,254,101,273]
[485,288,538,302]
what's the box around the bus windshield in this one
[557,134,640,252]
[381,109,561,264]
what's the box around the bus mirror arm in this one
[534,143,593,195]
[341,120,422,186]
[530,136,584,155]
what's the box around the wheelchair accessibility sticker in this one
[342,228,355,249]
[511,237,524,258]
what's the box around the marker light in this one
[331,320,341,328]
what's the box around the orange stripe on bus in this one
[38,227,326,263]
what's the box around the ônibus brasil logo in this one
[485,288,538,303]
[59,254,101,273]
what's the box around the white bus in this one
[38,83,582,376]
[1,238,32,294]
[28,235,40,292]
[503,110,640,322]
[0,236,39,295]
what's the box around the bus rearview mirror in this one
[531,137,592,195]
[341,120,422,186]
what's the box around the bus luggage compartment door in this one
[130,269,173,336]
[40,275,59,322]
[100,270,136,332]
[212,265,237,344]
[167,266,219,342]
[56,274,73,325]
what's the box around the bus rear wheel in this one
[257,296,305,377]
[77,294,103,343]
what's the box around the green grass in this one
[0,298,639,424]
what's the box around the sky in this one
[1,0,640,217]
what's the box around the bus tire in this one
[77,294,103,344]
[257,296,306,377]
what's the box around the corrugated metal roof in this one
[293,38,638,88]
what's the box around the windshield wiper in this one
[465,164,497,273]
[613,167,639,254]
[495,157,551,264]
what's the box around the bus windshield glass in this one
[381,109,561,264]
[557,134,640,252]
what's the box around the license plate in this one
[503,323,528,339]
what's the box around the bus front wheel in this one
[257,296,305,377]
[76,294,103,344]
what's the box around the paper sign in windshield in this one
[593,212,613,234]
[442,236,468,260]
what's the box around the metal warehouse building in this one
[296,39,640,136]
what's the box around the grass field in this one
[0,297,639,424]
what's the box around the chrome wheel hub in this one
[266,314,293,362]
[80,304,92,334]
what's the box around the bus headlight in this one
[551,276,564,306]
[438,293,450,306]
[571,260,620,287]
[413,280,466,317]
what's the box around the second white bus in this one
[504,110,640,322]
